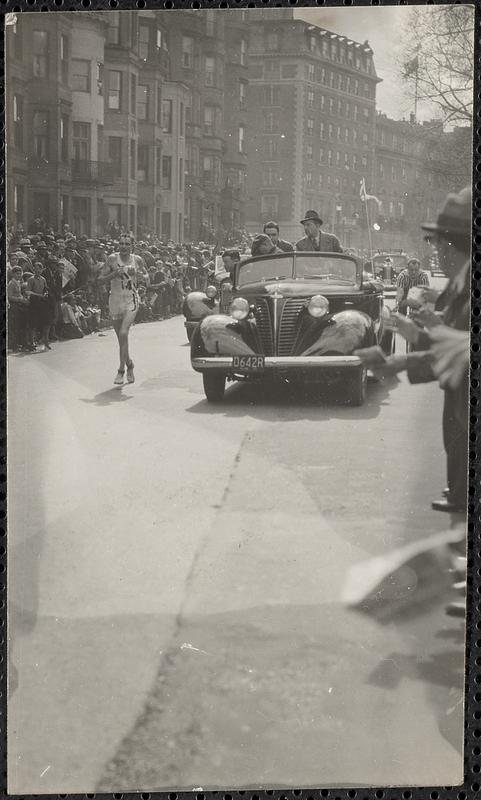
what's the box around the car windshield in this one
[237,255,358,287]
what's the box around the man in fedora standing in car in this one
[296,210,343,252]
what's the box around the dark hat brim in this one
[300,216,323,225]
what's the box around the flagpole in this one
[414,64,418,121]
[365,196,373,263]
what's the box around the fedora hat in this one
[300,210,323,225]
[421,186,471,239]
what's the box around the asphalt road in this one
[8,302,466,793]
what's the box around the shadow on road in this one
[97,601,464,791]
[186,375,401,422]
[80,387,135,407]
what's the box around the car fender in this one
[199,314,256,356]
[301,309,374,356]
[183,292,219,321]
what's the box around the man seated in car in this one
[263,221,294,253]
[251,234,283,257]
[296,210,343,253]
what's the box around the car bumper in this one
[192,355,362,372]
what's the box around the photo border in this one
[1,0,479,798]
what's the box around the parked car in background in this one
[190,251,392,405]
[369,252,409,292]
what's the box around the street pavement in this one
[8,300,466,792]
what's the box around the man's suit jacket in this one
[295,232,342,253]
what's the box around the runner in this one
[97,234,142,385]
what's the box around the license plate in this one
[232,355,265,372]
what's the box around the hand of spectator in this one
[390,312,421,345]
[428,325,469,390]
[411,308,443,329]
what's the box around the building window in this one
[264,86,280,106]
[205,56,215,86]
[179,157,183,191]
[391,165,396,181]
[139,24,149,61]
[239,81,247,108]
[130,73,136,115]
[328,123,333,139]
[308,64,315,82]
[97,62,104,96]
[261,195,278,217]
[265,138,279,159]
[137,84,149,120]
[33,31,48,77]
[344,127,349,143]
[137,145,148,182]
[336,126,341,141]
[353,104,359,121]
[33,111,49,159]
[130,139,136,180]
[352,154,358,171]
[162,99,172,133]
[180,102,184,137]
[319,147,325,164]
[266,32,279,51]
[204,106,214,136]
[239,125,245,153]
[162,155,172,189]
[282,63,296,79]
[319,174,324,188]
[320,67,326,84]
[307,89,314,107]
[155,146,161,185]
[13,95,23,151]
[72,59,90,92]
[307,118,314,137]
[73,122,90,162]
[264,112,278,134]
[240,39,247,66]
[109,137,122,177]
[262,167,278,187]
[203,155,213,183]
[108,70,122,110]
[72,197,90,236]
[60,35,69,84]
[362,132,368,145]
[12,21,23,61]
[352,129,358,145]
[320,122,325,140]
[327,149,332,166]
[335,151,341,167]
[305,172,312,188]
[320,94,325,111]
[156,28,163,51]
[206,10,216,37]
[162,212,171,239]
[60,115,69,162]
[107,12,120,45]
[182,36,194,68]
[306,144,313,160]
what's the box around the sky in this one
[294,6,427,121]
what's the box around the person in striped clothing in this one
[395,257,430,315]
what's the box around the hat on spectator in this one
[20,238,31,246]
[86,239,96,246]
[37,241,47,250]
[421,186,471,239]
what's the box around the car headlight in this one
[307,295,329,318]
[230,297,250,321]
[206,285,217,299]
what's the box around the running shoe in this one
[126,362,135,384]
[114,369,125,385]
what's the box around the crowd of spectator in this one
[6,222,252,353]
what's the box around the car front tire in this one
[203,372,226,402]
[346,366,367,407]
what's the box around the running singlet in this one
[108,254,140,319]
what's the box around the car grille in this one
[254,299,274,355]
[278,299,306,356]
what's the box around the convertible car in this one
[190,251,392,406]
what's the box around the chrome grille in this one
[277,299,306,356]
[254,299,274,355]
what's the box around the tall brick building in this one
[245,10,380,243]
[6,9,249,242]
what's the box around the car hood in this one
[235,279,360,298]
